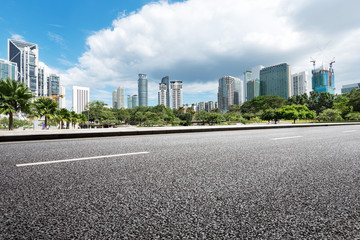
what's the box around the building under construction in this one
[311,59,335,94]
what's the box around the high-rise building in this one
[127,95,132,109]
[47,74,60,96]
[291,71,309,96]
[198,102,206,112]
[251,65,264,80]
[311,65,335,94]
[72,86,90,114]
[161,76,170,107]
[170,81,183,110]
[138,74,148,106]
[341,83,360,94]
[218,76,242,113]
[0,59,17,80]
[8,39,39,95]
[59,86,66,109]
[260,63,291,99]
[37,66,47,97]
[158,83,168,107]
[205,101,215,112]
[132,95,138,108]
[112,86,125,109]
[247,79,260,101]
[243,71,252,102]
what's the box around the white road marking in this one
[16,152,150,167]
[343,130,357,133]
[271,136,303,140]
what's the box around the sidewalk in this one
[0,122,359,142]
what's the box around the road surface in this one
[1,125,359,239]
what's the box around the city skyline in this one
[1,0,360,108]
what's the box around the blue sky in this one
[1,0,360,109]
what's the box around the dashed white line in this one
[343,130,357,133]
[271,136,303,141]
[16,152,150,167]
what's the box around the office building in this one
[8,39,39,95]
[170,81,183,110]
[59,86,66,109]
[311,65,335,94]
[260,63,291,99]
[127,95,132,108]
[341,83,360,94]
[47,74,60,96]
[158,83,168,107]
[0,59,17,80]
[112,86,125,109]
[243,71,252,101]
[205,101,215,112]
[251,65,264,80]
[161,76,170,107]
[291,71,309,96]
[132,95,138,108]
[247,79,260,101]
[72,86,89,114]
[138,74,148,107]
[218,76,242,113]
[37,66,47,97]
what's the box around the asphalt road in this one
[1,125,360,239]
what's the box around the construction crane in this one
[329,58,335,87]
[37,94,65,103]
[310,58,316,74]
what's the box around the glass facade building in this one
[247,79,260,101]
[112,86,125,109]
[341,83,360,94]
[161,76,170,108]
[132,95,138,108]
[0,59,17,80]
[8,39,39,96]
[260,63,291,99]
[47,74,60,96]
[311,65,335,94]
[138,74,148,107]
[291,71,308,96]
[218,76,242,114]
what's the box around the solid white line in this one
[16,152,150,167]
[343,130,357,133]
[271,136,303,140]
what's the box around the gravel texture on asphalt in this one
[1,126,360,239]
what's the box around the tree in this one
[33,97,58,129]
[348,88,360,112]
[194,111,209,125]
[333,94,352,118]
[279,105,315,124]
[308,92,335,115]
[69,111,79,129]
[346,112,360,120]
[55,108,71,129]
[316,109,343,122]
[207,112,224,125]
[261,108,281,124]
[0,78,34,130]
[241,95,285,114]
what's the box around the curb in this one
[0,122,359,142]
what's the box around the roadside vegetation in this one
[1,77,360,130]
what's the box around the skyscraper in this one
[170,81,183,110]
[8,39,39,95]
[243,71,252,102]
[247,79,260,101]
[132,95,138,108]
[158,83,168,107]
[138,74,148,107]
[72,86,90,114]
[0,59,17,80]
[218,76,242,113]
[112,86,125,109]
[59,86,66,109]
[291,71,309,96]
[260,63,291,99]
[47,74,60,96]
[311,65,335,94]
[37,66,47,97]
[161,76,170,107]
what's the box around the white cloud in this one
[11,33,25,42]
[60,0,360,105]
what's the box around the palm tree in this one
[0,78,34,130]
[55,108,70,129]
[33,97,58,129]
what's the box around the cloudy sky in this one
[1,0,360,108]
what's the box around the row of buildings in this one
[112,74,184,110]
[0,39,66,108]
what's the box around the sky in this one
[1,0,360,109]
